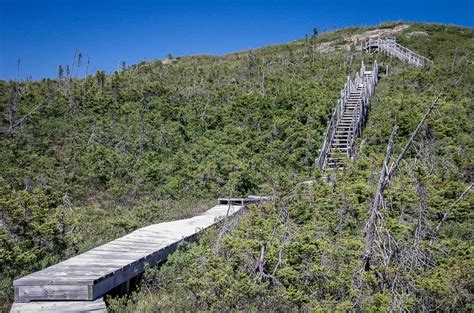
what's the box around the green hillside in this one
[1,22,473,311]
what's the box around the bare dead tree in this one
[270,197,292,277]
[363,93,443,271]
[415,181,428,244]
[255,241,278,283]
[75,52,83,78]
[5,83,20,131]
[16,59,21,81]
[9,94,52,131]
[363,126,397,271]
[256,241,268,279]
[85,57,91,77]
[387,92,443,180]
[435,183,473,233]
[71,48,78,81]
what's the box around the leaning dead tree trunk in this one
[363,93,443,271]
[363,126,397,271]
[435,183,473,232]
[387,92,442,179]
[9,94,52,131]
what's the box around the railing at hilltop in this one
[364,37,433,67]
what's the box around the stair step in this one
[327,163,346,168]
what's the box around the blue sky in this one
[0,0,472,80]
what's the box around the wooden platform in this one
[13,203,245,305]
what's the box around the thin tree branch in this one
[10,95,52,130]
[387,92,442,180]
[435,183,472,232]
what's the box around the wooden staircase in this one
[326,85,364,169]
[363,37,433,67]
[317,40,432,174]
[316,61,379,172]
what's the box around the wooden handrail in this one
[364,37,433,67]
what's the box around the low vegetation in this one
[1,22,472,311]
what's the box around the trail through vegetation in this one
[1,22,472,312]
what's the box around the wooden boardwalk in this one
[12,198,265,311]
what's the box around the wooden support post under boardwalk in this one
[11,196,268,312]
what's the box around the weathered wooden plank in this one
[13,276,95,286]
[95,242,159,253]
[103,233,166,243]
[11,298,106,312]
[14,284,90,302]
